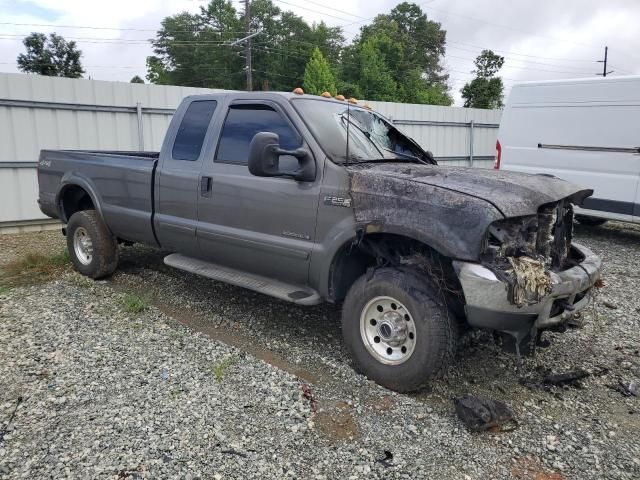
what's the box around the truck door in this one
[154,98,219,255]
[196,100,320,286]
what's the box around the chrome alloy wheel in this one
[73,227,93,265]
[360,296,417,365]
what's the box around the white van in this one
[495,76,640,225]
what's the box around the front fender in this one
[348,170,503,261]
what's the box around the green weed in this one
[210,356,238,381]
[0,250,71,288]
[121,294,148,314]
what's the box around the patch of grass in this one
[210,356,238,382]
[121,294,148,314]
[0,285,10,295]
[68,274,94,289]
[0,250,71,288]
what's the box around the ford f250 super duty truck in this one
[38,91,602,392]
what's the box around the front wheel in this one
[341,267,457,392]
[66,210,119,279]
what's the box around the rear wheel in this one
[341,267,457,392]
[576,215,607,227]
[66,210,119,279]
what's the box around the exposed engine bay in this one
[481,200,580,307]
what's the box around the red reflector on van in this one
[494,139,501,169]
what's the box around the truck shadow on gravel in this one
[65,225,640,462]
[108,222,639,429]
[112,245,538,400]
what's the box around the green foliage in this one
[303,47,336,95]
[461,50,505,109]
[17,32,84,78]
[148,1,450,105]
[130,75,145,84]
[335,80,362,100]
[148,0,343,91]
[473,49,505,78]
[341,2,451,105]
[210,356,238,381]
[358,39,397,101]
[0,286,10,295]
[0,250,70,288]
[121,294,148,314]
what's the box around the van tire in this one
[576,215,607,227]
[66,210,119,279]
[341,267,457,392]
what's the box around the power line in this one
[300,0,368,20]
[272,0,355,23]
[446,42,596,64]
[252,42,582,80]
[447,40,593,67]
[0,21,246,35]
[0,15,611,68]
[446,54,594,75]
[2,4,626,88]
[0,61,145,70]
[0,31,598,81]
[421,4,602,51]
[0,35,235,45]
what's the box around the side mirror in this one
[248,132,315,182]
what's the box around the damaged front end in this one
[453,197,602,345]
[482,200,575,308]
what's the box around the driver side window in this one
[215,104,301,165]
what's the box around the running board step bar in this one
[164,253,322,306]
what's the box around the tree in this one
[147,0,344,91]
[147,2,244,89]
[130,75,145,84]
[358,39,397,101]
[146,0,451,105]
[340,2,451,105]
[303,48,336,95]
[17,32,84,78]
[461,50,505,109]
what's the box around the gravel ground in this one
[1,222,639,479]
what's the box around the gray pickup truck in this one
[38,91,602,391]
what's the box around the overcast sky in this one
[1,0,639,105]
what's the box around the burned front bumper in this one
[452,243,601,335]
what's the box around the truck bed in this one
[38,149,159,245]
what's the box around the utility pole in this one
[245,0,252,91]
[597,46,613,77]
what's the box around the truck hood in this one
[347,163,592,218]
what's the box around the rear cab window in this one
[172,100,217,161]
[215,104,301,165]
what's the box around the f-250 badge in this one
[323,195,352,208]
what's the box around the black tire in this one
[575,215,607,227]
[341,267,457,392]
[66,210,119,279]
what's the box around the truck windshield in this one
[292,98,433,165]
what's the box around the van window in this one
[215,104,301,165]
[172,100,217,161]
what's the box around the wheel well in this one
[328,233,465,314]
[60,185,95,222]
